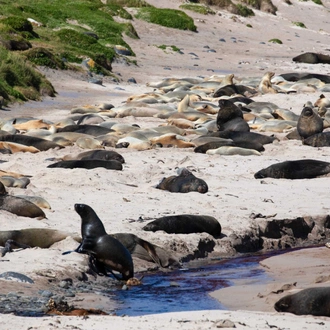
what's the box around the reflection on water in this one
[110,253,270,316]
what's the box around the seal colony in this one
[2,69,330,318]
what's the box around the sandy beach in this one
[1,0,330,328]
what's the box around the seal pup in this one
[143,214,221,237]
[254,159,330,179]
[297,106,323,140]
[47,159,123,170]
[258,72,278,94]
[274,287,330,317]
[314,94,330,116]
[156,168,208,193]
[74,203,134,281]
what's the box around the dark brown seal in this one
[156,168,208,193]
[213,84,257,98]
[143,214,221,237]
[47,159,123,170]
[303,132,330,147]
[63,150,125,164]
[74,203,133,280]
[274,287,330,317]
[216,99,250,132]
[254,159,330,179]
[293,52,330,64]
[297,107,323,139]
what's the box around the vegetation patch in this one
[268,38,283,44]
[0,46,55,102]
[157,44,181,52]
[236,4,255,16]
[179,4,216,15]
[135,8,197,31]
[293,21,306,28]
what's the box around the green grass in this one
[0,46,55,102]
[293,21,306,28]
[268,38,283,44]
[179,4,216,15]
[157,44,181,52]
[236,4,255,16]
[135,8,197,31]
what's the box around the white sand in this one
[1,0,330,328]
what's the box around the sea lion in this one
[0,135,63,151]
[75,137,103,149]
[217,99,250,132]
[206,146,261,156]
[47,159,123,170]
[149,133,196,148]
[156,168,208,193]
[0,142,39,153]
[274,287,330,317]
[254,159,330,179]
[73,203,134,280]
[62,150,125,163]
[213,84,257,98]
[303,132,330,147]
[0,176,30,188]
[0,228,81,256]
[293,52,330,64]
[258,72,278,94]
[0,182,46,219]
[111,233,179,268]
[143,214,221,237]
[297,107,323,139]
[208,130,277,145]
[195,140,264,153]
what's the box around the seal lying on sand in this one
[303,132,330,147]
[62,150,125,163]
[0,228,81,256]
[143,214,221,237]
[156,168,208,193]
[254,159,330,179]
[293,52,330,64]
[74,203,134,281]
[0,182,46,219]
[274,287,330,317]
[47,159,123,170]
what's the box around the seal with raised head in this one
[156,168,208,193]
[143,214,221,237]
[297,106,323,140]
[254,159,330,179]
[217,99,250,132]
[274,287,330,317]
[74,203,134,280]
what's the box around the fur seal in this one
[62,150,125,163]
[47,159,123,170]
[274,287,330,317]
[208,130,276,145]
[156,168,208,193]
[297,107,323,139]
[0,134,63,151]
[303,132,330,147]
[111,233,179,268]
[74,203,134,280]
[293,52,330,64]
[0,228,81,256]
[143,214,221,237]
[217,99,250,132]
[254,159,330,179]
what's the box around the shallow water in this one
[110,253,270,316]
